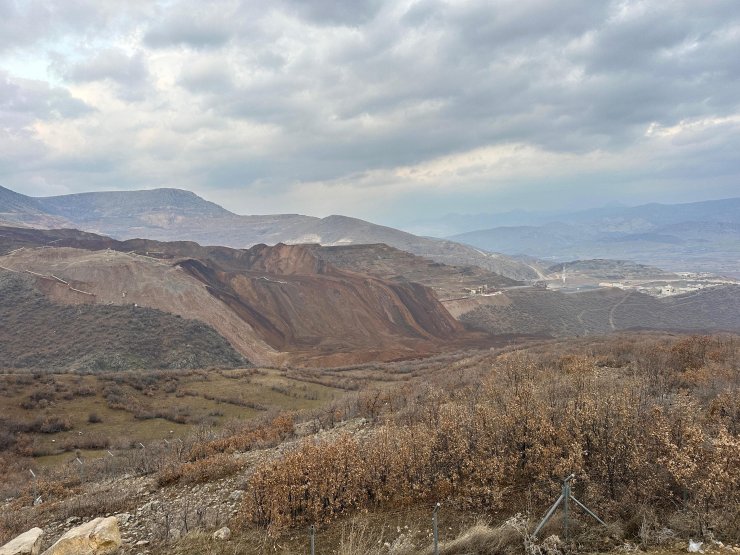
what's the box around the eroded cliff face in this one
[177,243,466,364]
[0,228,478,367]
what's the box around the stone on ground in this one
[0,528,44,555]
[213,527,231,541]
[41,517,121,555]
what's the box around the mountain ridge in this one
[0,185,539,280]
[449,198,740,276]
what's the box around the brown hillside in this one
[0,271,246,371]
[0,227,482,367]
[307,243,520,300]
[458,285,740,336]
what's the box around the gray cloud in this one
[57,49,148,85]
[1,0,740,221]
[0,1,155,53]
[50,48,151,101]
[0,72,92,122]
[143,4,242,49]
[280,0,385,26]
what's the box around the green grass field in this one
[0,368,345,466]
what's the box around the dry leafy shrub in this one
[240,415,509,530]
[0,502,36,546]
[187,414,294,460]
[59,431,110,451]
[157,453,242,486]
[56,487,133,520]
[239,335,740,542]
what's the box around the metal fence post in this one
[75,457,84,483]
[29,469,38,504]
[534,473,607,542]
[564,476,570,542]
[433,502,441,555]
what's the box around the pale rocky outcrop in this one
[41,517,120,555]
[0,527,44,555]
[213,527,231,541]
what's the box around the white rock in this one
[213,527,231,541]
[0,527,44,555]
[41,517,121,555]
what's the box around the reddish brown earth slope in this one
[0,227,485,367]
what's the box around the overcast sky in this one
[1,0,739,227]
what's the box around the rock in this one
[41,517,121,555]
[137,502,152,513]
[0,527,44,555]
[228,490,244,502]
[213,527,231,541]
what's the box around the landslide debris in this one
[0,271,247,371]
[0,227,482,367]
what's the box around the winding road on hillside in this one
[609,290,634,330]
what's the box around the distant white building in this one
[598,282,625,289]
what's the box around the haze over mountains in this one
[0,185,538,281]
[4,185,737,278]
[441,197,740,277]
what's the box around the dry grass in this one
[155,516,529,555]
[422,521,522,555]
[157,453,243,486]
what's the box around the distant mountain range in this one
[444,198,740,276]
[0,186,538,281]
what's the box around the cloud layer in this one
[1,0,739,223]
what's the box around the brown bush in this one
[157,453,242,486]
[239,336,740,540]
[187,413,294,460]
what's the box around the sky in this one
[1,0,739,227]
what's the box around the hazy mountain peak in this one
[38,187,234,222]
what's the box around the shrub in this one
[34,416,72,434]
[238,337,740,537]
[157,453,242,487]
